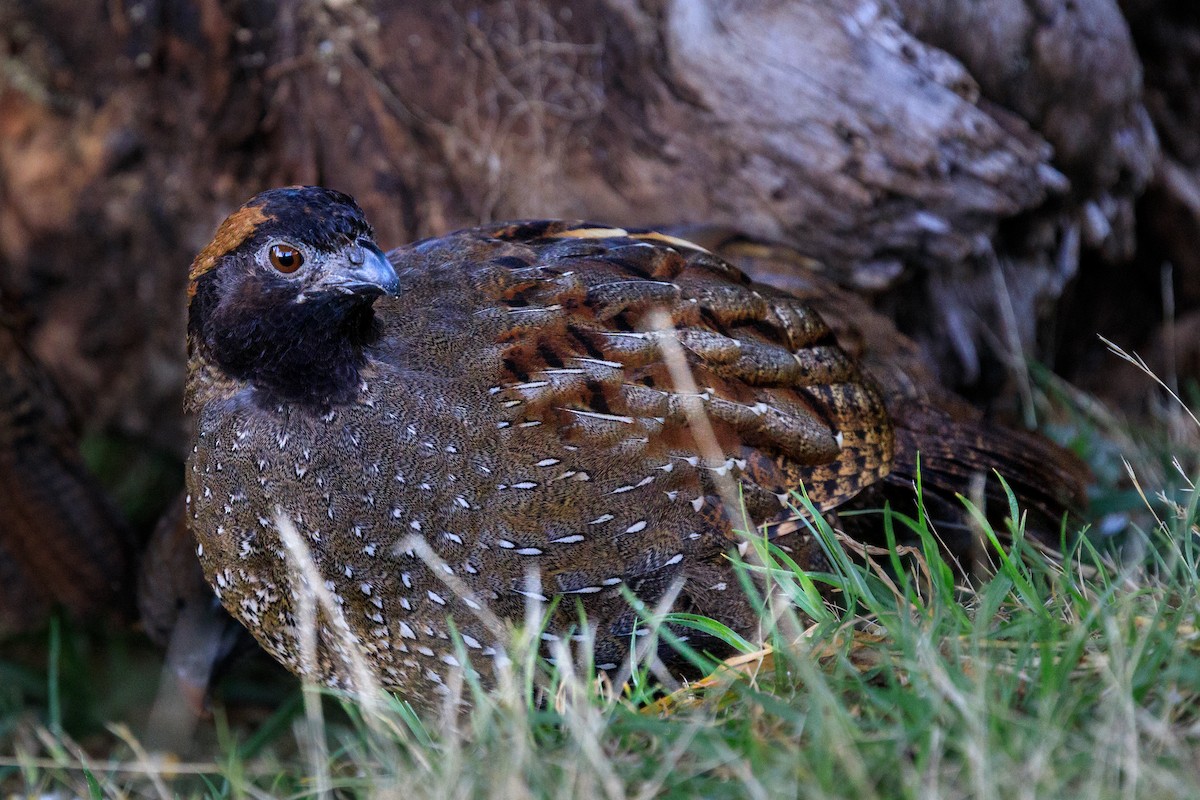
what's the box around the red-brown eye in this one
[269,243,304,273]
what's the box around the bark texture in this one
[0,0,1186,453]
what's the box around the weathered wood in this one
[0,0,1180,451]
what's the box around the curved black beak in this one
[319,244,399,297]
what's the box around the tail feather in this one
[841,404,1089,570]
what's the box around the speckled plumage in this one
[186,187,896,705]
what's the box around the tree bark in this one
[0,0,1181,454]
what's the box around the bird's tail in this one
[840,403,1091,572]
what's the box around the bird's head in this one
[187,186,398,406]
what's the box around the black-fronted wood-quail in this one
[185,187,1084,708]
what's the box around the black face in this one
[189,186,399,406]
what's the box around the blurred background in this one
[0,0,1197,754]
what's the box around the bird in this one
[0,299,135,633]
[185,186,1086,709]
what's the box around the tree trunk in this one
[0,0,1187,455]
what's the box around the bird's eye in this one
[269,243,304,273]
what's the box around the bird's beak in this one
[320,244,399,297]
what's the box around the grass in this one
[2,375,1198,798]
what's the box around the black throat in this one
[191,275,380,407]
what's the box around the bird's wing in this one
[693,231,1091,560]
[399,220,894,538]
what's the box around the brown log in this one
[0,0,1178,451]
